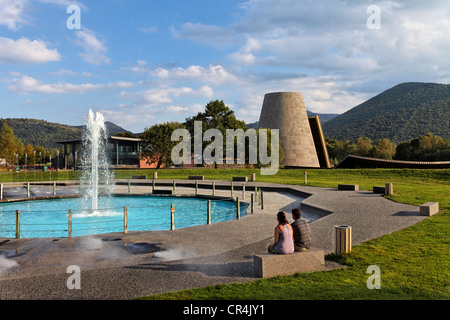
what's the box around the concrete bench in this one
[373,186,385,194]
[232,176,248,182]
[373,183,394,195]
[132,175,147,179]
[188,176,204,180]
[253,249,325,278]
[420,202,439,216]
[338,184,359,191]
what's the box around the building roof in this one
[56,136,142,144]
[335,155,450,169]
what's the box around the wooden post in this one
[124,206,128,234]
[171,204,175,230]
[236,197,240,220]
[207,200,211,225]
[251,193,254,214]
[153,171,158,180]
[68,209,73,238]
[15,210,20,239]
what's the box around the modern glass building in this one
[56,136,144,169]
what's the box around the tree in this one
[355,137,373,157]
[0,123,23,166]
[419,133,448,152]
[140,122,185,168]
[373,138,396,159]
[325,138,356,164]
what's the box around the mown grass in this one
[129,168,448,300]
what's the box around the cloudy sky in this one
[0,0,449,133]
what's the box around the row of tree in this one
[0,122,59,167]
[326,133,450,165]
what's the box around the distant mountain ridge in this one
[322,82,450,144]
[0,118,130,149]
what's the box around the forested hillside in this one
[322,82,450,144]
[0,118,130,149]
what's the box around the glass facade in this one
[58,137,141,168]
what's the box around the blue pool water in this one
[0,196,247,238]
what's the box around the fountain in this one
[81,109,114,211]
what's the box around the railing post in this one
[261,189,264,210]
[171,204,175,230]
[152,180,155,193]
[212,181,215,196]
[195,181,198,195]
[124,206,128,234]
[173,180,176,193]
[207,200,211,225]
[15,210,20,239]
[231,182,234,197]
[251,193,254,214]
[53,182,57,196]
[68,209,72,238]
[0,184,3,201]
[27,183,30,197]
[242,184,245,200]
[236,197,240,220]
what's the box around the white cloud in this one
[118,85,214,109]
[98,109,155,128]
[8,75,135,94]
[0,37,60,64]
[75,28,110,65]
[151,64,240,85]
[0,0,28,31]
[49,69,95,77]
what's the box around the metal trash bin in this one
[335,225,352,255]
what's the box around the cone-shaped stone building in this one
[258,92,321,168]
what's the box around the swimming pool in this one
[0,196,247,238]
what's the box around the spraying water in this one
[81,109,113,211]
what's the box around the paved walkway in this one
[0,180,426,300]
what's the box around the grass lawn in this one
[1,167,449,299]
[131,168,448,300]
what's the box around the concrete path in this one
[0,180,426,300]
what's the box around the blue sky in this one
[1,0,449,133]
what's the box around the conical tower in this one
[258,92,320,168]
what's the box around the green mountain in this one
[0,118,130,149]
[322,82,450,144]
